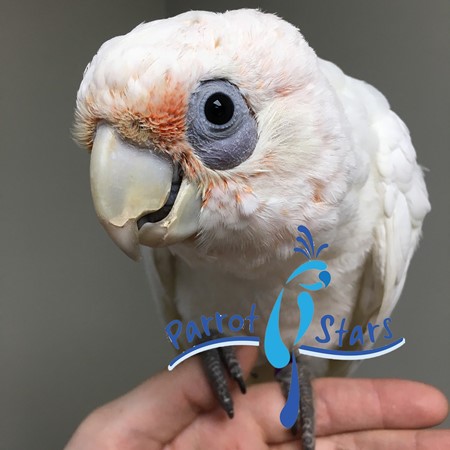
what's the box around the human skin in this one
[64,347,450,450]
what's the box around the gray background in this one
[1,1,449,449]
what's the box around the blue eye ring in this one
[186,80,258,170]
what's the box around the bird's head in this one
[74,9,354,268]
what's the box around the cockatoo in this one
[74,9,430,450]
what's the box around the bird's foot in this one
[198,330,246,418]
[275,356,315,450]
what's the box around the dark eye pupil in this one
[204,93,234,125]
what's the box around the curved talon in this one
[276,356,316,450]
[234,373,247,394]
[201,347,235,418]
[219,344,247,394]
[198,332,246,419]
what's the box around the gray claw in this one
[275,357,315,450]
[199,331,246,418]
[201,347,234,418]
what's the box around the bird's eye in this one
[204,93,234,125]
[186,80,258,170]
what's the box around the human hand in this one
[64,347,449,449]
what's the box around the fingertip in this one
[413,382,449,426]
[376,379,449,428]
[310,377,449,435]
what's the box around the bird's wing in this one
[320,60,431,375]
[141,246,182,324]
[361,109,430,329]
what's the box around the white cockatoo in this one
[74,9,430,449]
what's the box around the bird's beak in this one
[90,124,201,260]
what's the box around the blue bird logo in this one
[264,225,330,428]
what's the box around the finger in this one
[97,345,259,445]
[268,430,450,450]
[320,429,450,450]
[244,378,448,444]
[314,378,449,434]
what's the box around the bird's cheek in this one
[200,184,260,230]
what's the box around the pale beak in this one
[90,124,201,260]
